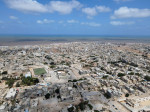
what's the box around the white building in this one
[5,88,17,100]
[25,72,32,78]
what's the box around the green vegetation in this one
[45,93,50,99]
[102,75,108,79]
[60,61,65,64]
[68,78,84,82]
[117,73,125,77]
[44,62,48,65]
[45,55,53,60]
[71,101,91,111]
[128,72,134,75]
[109,60,138,68]
[125,93,129,97]
[68,106,74,112]
[2,77,9,80]
[73,84,77,88]
[50,65,56,69]
[34,68,46,75]
[21,77,39,86]
[6,78,15,88]
[16,82,20,87]
[57,95,61,99]
[55,88,60,94]
[65,62,71,66]
[144,75,150,81]
[104,93,111,99]
[88,104,93,110]
[129,62,138,67]
[128,72,142,77]
[2,71,7,75]
[135,73,142,77]
[94,110,99,112]
[78,102,86,111]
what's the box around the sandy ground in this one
[114,45,150,59]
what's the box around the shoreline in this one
[0,37,150,46]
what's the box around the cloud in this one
[96,6,111,12]
[67,20,79,23]
[82,6,111,18]
[4,0,81,14]
[82,7,97,18]
[81,22,101,27]
[5,0,47,13]
[10,16,18,20]
[47,0,81,14]
[113,0,132,3]
[37,19,55,24]
[110,21,135,25]
[112,7,150,19]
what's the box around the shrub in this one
[125,93,129,97]
[88,104,93,110]
[2,71,7,75]
[102,75,108,79]
[21,77,39,86]
[128,72,134,75]
[118,73,125,77]
[45,93,50,99]
[50,65,56,69]
[55,89,60,94]
[68,106,74,112]
[135,73,142,77]
[78,102,86,111]
[16,82,20,87]
[6,78,15,88]
[73,85,77,88]
[144,76,150,81]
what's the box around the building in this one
[5,88,17,100]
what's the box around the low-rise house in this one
[5,88,17,100]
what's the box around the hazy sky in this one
[0,0,150,36]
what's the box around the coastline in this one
[0,36,150,46]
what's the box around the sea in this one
[0,35,150,46]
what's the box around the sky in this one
[0,0,150,36]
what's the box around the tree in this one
[128,72,134,75]
[125,93,129,97]
[144,76,150,81]
[104,93,111,99]
[79,102,86,111]
[2,71,7,75]
[68,106,74,112]
[16,82,20,87]
[21,77,39,86]
[57,95,61,99]
[117,73,125,77]
[88,104,93,110]
[55,89,60,94]
[33,78,39,83]
[102,75,108,79]
[6,78,15,88]
[73,85,77,88]
[45,93,50,99]
[50,65,56,69]
[135,73,142,77]
[94,110,99,112]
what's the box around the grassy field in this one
[34,68,46,75]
